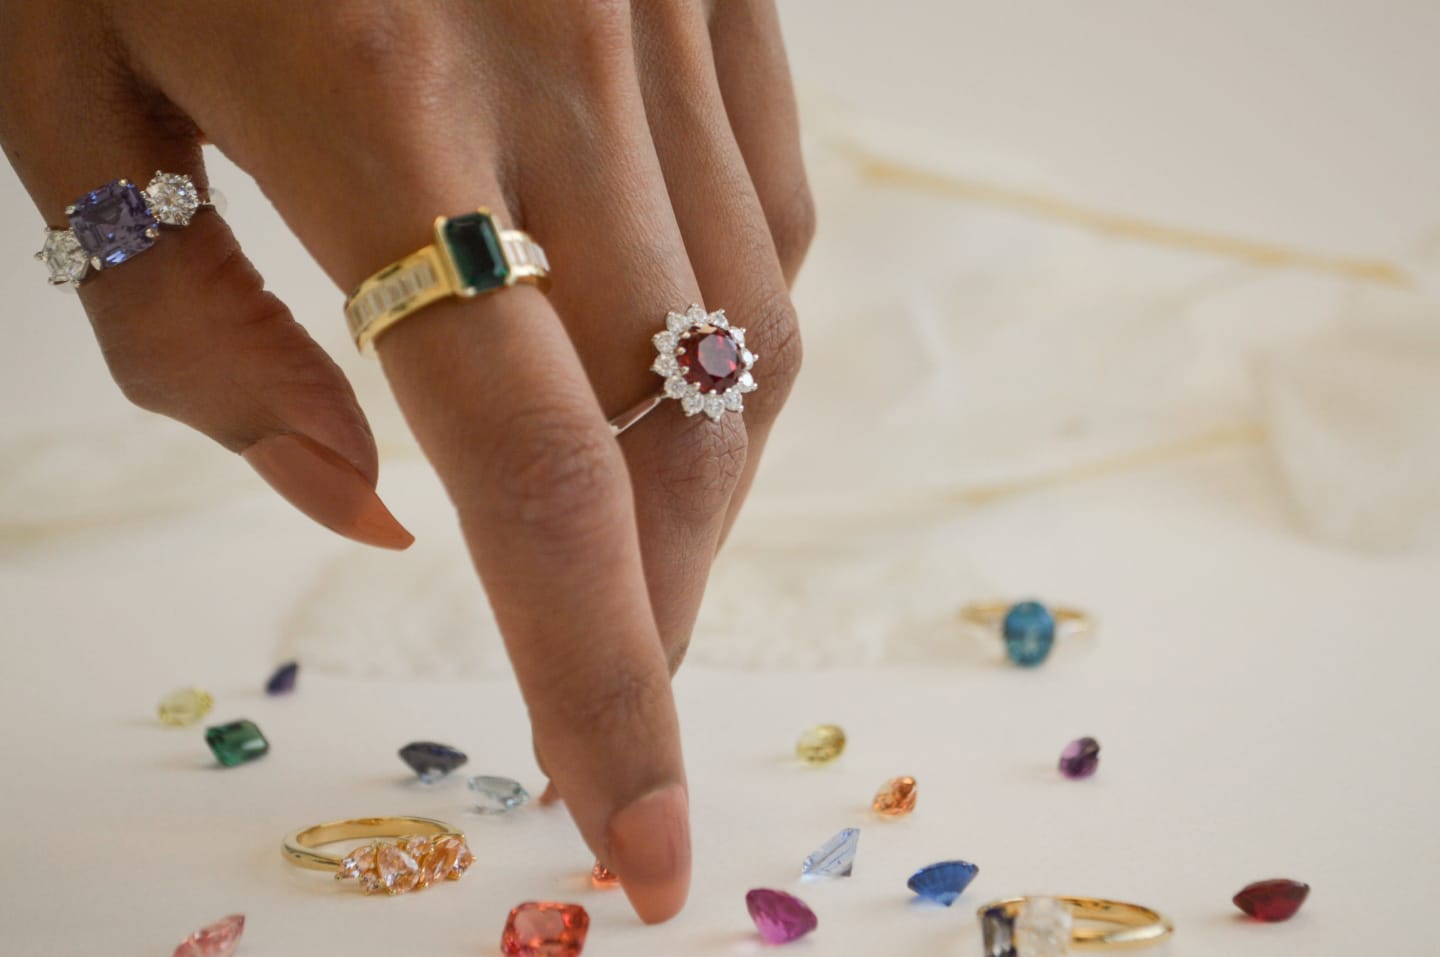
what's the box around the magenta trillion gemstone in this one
[172,914,244,957]
[746,888,818,944]
[680,326,740,393]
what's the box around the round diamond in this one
[679,326,741,393]
[702,393,725,420]
[144,172,201,226]
[38,229,88,285]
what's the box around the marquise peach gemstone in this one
[501,901,590,957]
[376,843,420,894]
[872,776,918,816]
[172,914,244,957]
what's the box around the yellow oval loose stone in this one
[157,687,214,727]
[795,724,846,765]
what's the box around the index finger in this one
[377,273,690,924]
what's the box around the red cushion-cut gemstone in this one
[679,326,740,393]
[501,902,590,957]
[1233,879,1310,922]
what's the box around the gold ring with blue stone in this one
[344,209,549,355]
[959,599,1094,667]
[977,896,1173,954]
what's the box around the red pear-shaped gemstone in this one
[1233,879,1310,922]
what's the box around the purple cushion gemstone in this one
[68,181,156,268]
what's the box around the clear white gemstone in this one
[652,331,678,353]
[709,310,729,329]
[723,390,744,412]
[685,304,707,325]
[741,349,756,369]
[681,392,705,415]
[665,375,690,399]
[467,775,531,814]
[652,353,679,377]
[666,311,689,335]
[736,371,757,393]
[38,229,88,285]
[703,393,726,420]
[144,172,201,226]
[730,326,746,347]
[1014,897,1073,956]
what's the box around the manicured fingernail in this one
[242,433,414,550]
[540,782,562,806]
[607,783,690,924]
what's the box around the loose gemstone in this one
[1059,737,1101,779]
[38,229,88,285]
[264,661,299,695]
[399,741,468,783]
[801,827,860,879]
[1233,879,1310,921]
[907,860,979,906]
[796,724,847,765]
[980,905,1016,957]
[679,326,741,393]
[441,212,509,293]
[1002,601,1056,666]
[745,888,818,945]
[501,902,590,957]
[872,776,918,817]
[1014,897,1073,957]
[204,719,268,767]
[144,172,201,226]
[590,862,619,888]
[68,180,157,268]
[376,842,421,894]
[172,914,244,957]
[469,775,531,813]
[158,687,214,727]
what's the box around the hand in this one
[0,0,812,923]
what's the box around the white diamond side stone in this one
[1014,897,1073,957]
[703,393,725,420]
[652,353,679,377]
[39,229,88,285]
[723,390,744,412]
[144,172,201,226]
[736,371,757,393]
[652,331,678,353]
[665,375,690,399]
[666,311,689,335]
[680,392,705,415]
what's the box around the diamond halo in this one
[652,304,757,422]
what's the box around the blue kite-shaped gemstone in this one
[907,859,980,906]
[399,741,468,783]
[801,827,860,879]
[265,661,299,696]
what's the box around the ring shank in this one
[960,601,1092,632]
[281,816,460,872]
[981,896,1174,949]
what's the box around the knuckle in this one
[547,664,669,745]
[488,407,627,545]
[742,291,803,419]
[327,3,445,76]
[652,412,748,521]
[769,182,818,275]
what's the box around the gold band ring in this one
[979,896,1174,953]
[281,816,473,895]
[343,209,549,355]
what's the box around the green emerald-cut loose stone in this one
[441,212,509,293]
[205,719,269,767]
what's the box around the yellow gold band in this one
[343,209,549,355]
[979,896,1174,950]
[281,815,460,871]
[959,601,1093,632]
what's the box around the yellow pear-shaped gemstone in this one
[157,687,214,727]
[795,724,847,765]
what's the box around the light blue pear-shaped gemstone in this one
[801,827,860,879]
[907,859,980,906]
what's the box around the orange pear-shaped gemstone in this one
[872,776,918,817]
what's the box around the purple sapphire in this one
[68,180,156,268]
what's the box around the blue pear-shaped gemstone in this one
[907,859,979,906]
[1002,601,1056,666]
[399,741,468,783]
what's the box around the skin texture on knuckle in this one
[651,413,748,523]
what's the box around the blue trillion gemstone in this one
[907,860,979,906]
[399,741,468,783]
[264,661,299,696]
[801,827,860,879]
[1002,601,1056,666]
[980,904,1017,956]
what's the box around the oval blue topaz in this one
[907,859,979,906]
[1002,601,1056,666]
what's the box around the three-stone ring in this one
[34,172,221,287]
[608,305,758,435]
[282,816,474,896]
[960,600,1094,667]
[344,208,549,355]
[978,896,1174,955]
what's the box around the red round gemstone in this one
[1233,879,1310,922]
[679,326,740,393]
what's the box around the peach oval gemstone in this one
[872,776,918,817]
[590,862,619,889]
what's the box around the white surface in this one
[3,1,1440,955]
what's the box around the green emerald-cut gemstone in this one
[441,212,509,293]
[205,719,269,767]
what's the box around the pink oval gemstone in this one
[501,901,590,957]
[1233,879,1310,922]
[680,326,740,393]
[172,914,245,957]
[746,888,818,944]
